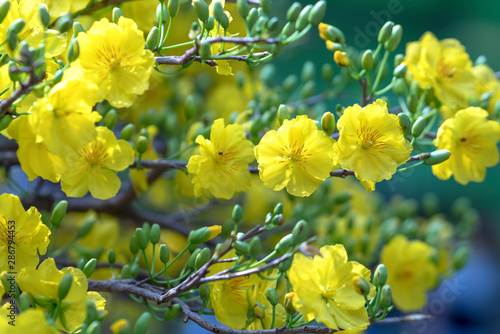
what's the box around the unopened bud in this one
[392,78,406,95]
[213,1,229,29]
[301,61,315,82]
[206,15,215,31]
[295,4,312,31]
[393,63,407,78]
[277,104,290,125]
[198,41,211,60]
[112,7,123,24]
[192,0,209,22]
[135,228,148,250]
[422,149,451,166]
[275,234,293,256]
[362,49,374,71]
[73,22,85,37]
[373,264,388,287]
[378,21,394,44]
[135,136,149,155]
[321,111,336,135]
[411,116,426,137]
[334,51,349,67]
[187,249,201,270]
[195,247,211,270]
[246,8,258,30]
[188,227,212,244]
[260,0,271,14]
[18,292,34,311]
[185,95,197,119]
[254,303,265,319]
[352,275,370,296]
[104,108,117,129]
[159,244,170,264]
[0,0,11,25]
[163,304,181,320]
[237,0,249,18]
[291,220,308,245]
[380,285,392,309]
[301,80,316,99]
[146,26,159,51]
[0,115,13,132]
[308,1,327,26]
[281,21,295,38]
[51,200,68,226]
[120,124,135,140]
[232,240,250,255]
[266,287,279,306]
[397,112,412,136]
[232,204,243,223]
[156,3,168,24]
[39,4,50,27]
[168,0,180,18]
[452,245,470,270]
[284,292,296,313]
[384,24,402,51]
[133,312,151,334]
[77,217,95,238]
[58,274,73,300]
[149,224,161,244]
[282,74,298,92]
[287,2,302,22]
[55,13,72,33]
[83,258,97,278]
[199,283,210,301]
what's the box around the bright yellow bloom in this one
[60,127,135,199]
[381,235,437,312]
[187,118,255,199]
[432,107,500,185]
[334,51,349,67]
[0,193,50,273]
[288,244,375,330]
[17,258,106,332]
[255,115,335,197]
[68,17,154,108]
[209,251,286,330]
[334,99,412,187]
[404,32,476,112]
[0,307,59,334]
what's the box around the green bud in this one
[301,61,315,82]
[188,226,212,244]
[189,21,201,39]
[246,8,258,30]
[362,49,374,71]
[145,26,159,51]
[133,312,151,334]
[187,248,201,270]
[121,264,132,278]
[384,24,402,51]
[202,15,214,31]
[373,264,388,287]
[158,244,170,264]
[452,245,470,270]
[83,258,97,278]
[120,124,135,141]
[192,0,209,22]
[135,136,149,155]
[260,0,271,14]
[281,21,295,38]
[163,304,181,321]
[393,63,407,78]
[275,234,293,256]
[267,17,279,36]
[301,80,315,99]
[198,41,211,60]
[334,190,351,204]
[195,247,211,270]
[10,18,25,34]
[39,4,50,27]
[323,25,345,44]
[55,13,72,33]
[232,240,250,255]
[272,213,284,227]
[237,0,249,18]
[278,257,293,272]
[107,249,116,265]
[149,224,161,244]
[392,78,406,95]
[266,287,279,306]
[394,53,404,67]
[213,1,229,29]
[397,112,412,136]
[156,3,168,24]
[73,22,85,37]
[352,275,370,296]
[411,116,426,137]
[422,149,451,166]
[291,220,308,246]
[407,92,418,113]
[380,285,392,309]
[321,63,334,83]
[86,321,101,334]
[185,95,197,119]
[287,2,302,22]
[199,282,210,301]
[400,218,418,238]
[168,0,180,18]
[232,204,243,223]
[249,237,261,258]
[0,0,11,25]
[308,0,326,26]
[282,74,298,93]
[0,114,13,132]
[18,292,34,311]
[321,111,336,136]
[103,108,117,130]
[67,38,80,62]
[112,7,123,24]
[50,200,68,227]
[135,228,148,250]
[273,203,283,216]
[378,21,394,43]
[422,192,439,217]
[295,4,312,31]
[77,217,95,238]
[58,274,73,300]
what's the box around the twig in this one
[155,52,270,67]
[226,0,261,5]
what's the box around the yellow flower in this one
[334,51,349,67]
[187,118,255,199]
[432,107,500,185]
[334,99,412,187]
[288,244,375,330]
[404,32,476,112]
[68,17,154,108]
[0,307,59,334]
[17,258,106,332]
[60,127,135,199]
[255,115,335,197]
[381,235,437,312]
[0,193,50,273]
[209,251,286,329]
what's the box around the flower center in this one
[109,57,120,70]
[437,59,457,80]
[223,277,250,305]
[81,142,109,167]
[357,126,385,150]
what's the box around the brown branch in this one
[155,52,270,67]
[226,0,261,5]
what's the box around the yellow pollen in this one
[357,126,385,150]
[81,142,109,167]
[223,277,250,305]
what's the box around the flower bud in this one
[411,116,426,137]
[284,292,296,314]
[232,240,250,255]
[192,0,209,22]
[246,8,258,30]
[361,49,374,71]
[452,245,470,270]
[133,312,151,334]
[104,250,115,266]
[352,275,370,296]
[397,112,412,136]
[213,1,229,29]
[393,63,407,78]
[232,204,243,223]
[301,61,315,82]
[18,292,34,311]
[112,7,123,24]
[104,108,117,129]
[83,258,97,278]
[372,264,387,287]
[205,15,215,31]
[272,213,285,227]
[267,17,279,36]
[187,248,201,270]
[380,285,392,309]
[135,228,148,250]
[281,21,295,38]
[392,78,406,95]
[163,304,181,320]
[275,234,293,256]
[384,24,402,51]
[55,13,72,33]
[237,0,249,18]
[38,4,50,27]
[308,1,326,25]
[188,226,212,244]
[301,80,315,99]
[278,257,293,272]
[0,115,13,132]
[119,123,135,141]
[198,41,211,60]
[0,0,10,25]
[155,244,168,265]
[168,0,180,18]
[145,26,159,51]
[184,95,198,120]
[58,274,73,300]
[156,3,168,23]
[296,4,312,31]
[291,220,308,246]
[254,303,265,319]
[273,203,283,216]
[287,2,302,22]
[260,0,271,14]
[423,149,451,166]
[249,236,261,258]
[77,216,95,238]
[72,22,85,37]
[321,111,336,136]
[266,287,279,306]
[9,18,25,34]
[334,51,349,67]
[195,247,211,270]
[322,25,345,44]
[378,21,394,43]
[50,200,68,227]
[135,136,149,155]
[199,283,210,301]
[148,224,161,244]
[407,92,418,113]
[275,105,290,126]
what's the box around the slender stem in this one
[371,50,390,94]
